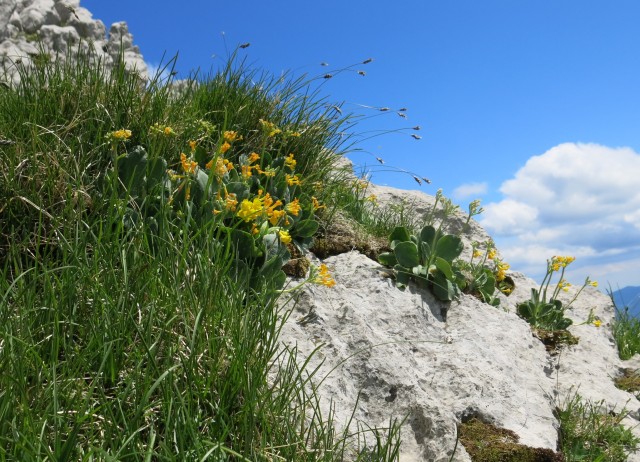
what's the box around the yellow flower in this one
[284,153,297,170]
[259,119,281,137]
[163,126,175,136]
[279,230,292,244]
[487,249,497,260]
[472,250,482,259]
[224,193,238,211]
[223,130,241,142]
[495,261,510,281]
[286,174,301,186]
[189,140,197,151]
[285,198,301,216]
[219,141,231,154]
[180,152,198,174]
[237,198,263,222]
[312,196,325,210]
[110,129,132,140]
[589,280,598,288]
[367,194,378,204]
[269,209,285,225]
[593,320,602,328]
[316,264,336,288]
[241,165,253,179]
[248,152,260,164]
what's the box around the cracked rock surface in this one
[1,0,147,85]
[280,184,640,461]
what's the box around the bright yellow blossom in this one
[189,140,197,151]
[312,196,325,210]
[237,198,263,222]
[223,130,241,142]
[219,141,231,154]
[284,153,297,170]
[248,152,260,164]
[279,230,292,244]
[241,165,253,179]
[285,198,301,216]
[472,249,482,259]
[286,174,301,186]
[487,249,497,260]
[163,126,175,136]
[316,264,336,288]
[180,153,198,174]
[259,119,282,137]
[110,129,132,140]
[589,280,598,288]
[593,320,602,328]
[224,193,238,211]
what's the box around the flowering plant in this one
[109,121,330,293]
[517,256,597,331]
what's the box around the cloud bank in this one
[452,182,488,200]
[480,143,640,287]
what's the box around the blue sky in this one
[81,0,640,289]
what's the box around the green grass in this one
[0,47,402,460]
[557,393,639,462]
[610,292,640,360]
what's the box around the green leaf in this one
[389,226,411,244]
[394,241,420,268]
[394,265,411,289]
[419,225,437,246]
[293,219,318,238]
[118,145,148,194]
[435,234,463,261]
[378,252,397,267]
[147,157,167,187]
[432,271,456,301]
[434,256,454,279]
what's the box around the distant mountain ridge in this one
[611,285,640,317]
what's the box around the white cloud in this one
[481,143,640,287]
[452,182,488,200]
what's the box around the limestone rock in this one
[0,0,147,85]
[279,185,640,461]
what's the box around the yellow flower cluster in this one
[259,119,282,137]
[496,261,510,282]
[109,129,132,141]
[286,174,301,186]
[279,230,292,244]
[150,123,175,136]
[559,279,572,292]
[223,130,242,143]
[550,256,575,272]
[284,153,297,170]
[234,191,293,226]
[312,196,325,210]
[316,264,336,287]
[180,152,198,174]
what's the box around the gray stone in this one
[278,183,640,461]
[0,0,147,85]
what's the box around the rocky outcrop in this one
[0,0,147,85]
[280,184,640,461]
